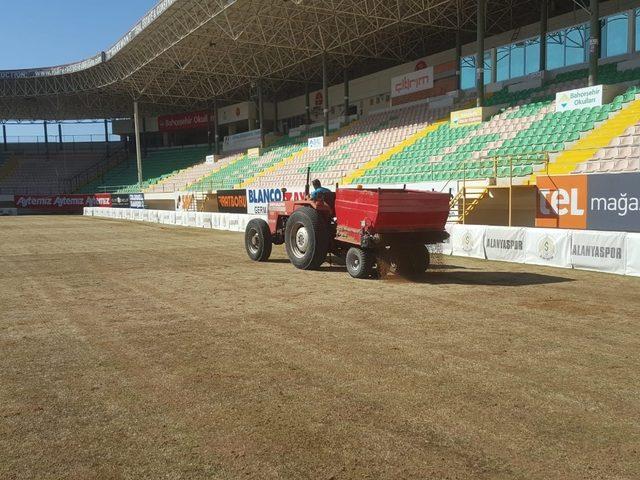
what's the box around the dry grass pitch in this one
[1,215,639,480]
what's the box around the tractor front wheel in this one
[245,218,272,262]
[346,247,375,279]
[285,208,329,270]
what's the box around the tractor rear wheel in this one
[245,218,272,262]
[394,243,430,277]
[285,208,329,270]
[346,247,375,279]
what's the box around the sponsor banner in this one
[247,147,261,158]
[14,195,102,211]
[130,193,145,209]
[391,66,434,99]
[536,175,588,229]
[160,210,175,225]
[247,187,285,215]
[158,110,210,132]
[111,193,131,209]
[537,173,640,233]
[197,212,213,229]
[625,233,640,277]
[484,226,526,263]
[450,107,484,128]
[185,211,197,227]
[570,230,627,274]
[205,155,215,164]
[95,193,112,208]
[556,85,603,113]
[524,228,572,268]
[217,189,247,214]
[587,173,640,233]
[451,224,486,259]
[308,137,325,150]
[246,187,307,215]
[218,102,250,125]
[176,193,196,212]
[223,129,261,152]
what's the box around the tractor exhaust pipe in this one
[304,166,311,197]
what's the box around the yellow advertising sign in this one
[450,107,484,128]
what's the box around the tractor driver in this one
[309,179,335,212]
[310,179,331,201]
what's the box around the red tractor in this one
[244,186,450,279]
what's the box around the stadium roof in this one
[0,0,582,121]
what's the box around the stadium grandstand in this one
[1,0,639,228]
[4,2,640,477]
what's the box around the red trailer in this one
[245,187,450,279]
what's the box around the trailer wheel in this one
[245,218,272,262]
[346,247,375,279]
[285,208,329,270]
[394,244,430,277]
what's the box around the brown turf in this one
[1,216,639,480]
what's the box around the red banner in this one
[158,110,211,132]
[95,193,112,208]
[14,195,103,211]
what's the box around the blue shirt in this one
[310,186,331,200]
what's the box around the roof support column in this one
[540,0,548,81]
[322,54,329,137]
[58,124,64,151]
[304,83,311,128]
[43,121,49,157]
[214,98,220,155]
[133,101,143,187]
[274,96,279,133]
[455,29,462,91]
[343,68,350,125]
[476,0,485,107]
[589,0,600,86]
[207,104,214,154]
[104,119,110,156]
[630,8,637,55]
[258,80,265,148]
[142,117,148,156]
[2,124,7,152]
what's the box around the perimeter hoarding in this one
[246,188,307,215]
[111,194,131,209]
[14,195,103,212]
[217,189,248,214]
[129,193,145,209]
[536,173,640,232]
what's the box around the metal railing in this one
[446,152,551,225]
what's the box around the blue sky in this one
[2,0,156,140]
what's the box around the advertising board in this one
[217,189,248,214]
[537,173,640,233]
[14,195,102,212]
[555,85,603,113]
[390,66,434,99]
[450,107,484,128]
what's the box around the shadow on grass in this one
[405,270,574,286]
[264,260,347,274]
